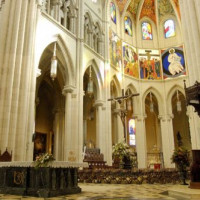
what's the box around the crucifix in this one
[108,89,139,142]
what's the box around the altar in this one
[0,161,87,197]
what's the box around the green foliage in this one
[34,153,54,169]
[171,147,190,171]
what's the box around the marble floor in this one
[0,183,189,200]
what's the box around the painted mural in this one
[158,0,174,17]
[109,29,122,68]
[123,43,139,78]
[127,0,141,20]
[139,49,162,80]
[161,46,186,79]
[115,0,128,15]
[140,0,156,24]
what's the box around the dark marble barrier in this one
[0,167,81,197]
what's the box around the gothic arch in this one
[111,74,122,98]
[166,85,185,114]
[143,87,164,115]
[84,59,103,100]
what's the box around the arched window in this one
[124,16,132,36]
[110,2,116,24]
[142,22,153,40]
[164,19,175,38]
[128,119,136,146]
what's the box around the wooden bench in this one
[83,148,107,169]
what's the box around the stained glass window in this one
[164,20,175,38]
[142,22,153,40]
[129,119,136,146]
[110,2,116,24]
[124,16,132,36]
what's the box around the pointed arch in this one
[143,87,164,115]
[84,59,104,100]
[111,74,122,98]
[166,84,185,114]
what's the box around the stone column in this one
[135,114,147,169]
[62,85,74,161]
[63,8,68,28]
[159,114,175,168]
[94,100,104,149]
[53,109,61,160]
[97,37,103,55]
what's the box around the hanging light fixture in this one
[87,66,93,97]
[150,92,154,113]
[177,90,182,113]
[50,42,57,81]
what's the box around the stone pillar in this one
[135,115,147,169]
[63,8,68,28]
[159,114,175,168]
[69,15,75,33]
[88,30,93,47]
[62,85,74,161]
[94,100,104,149]
[179,0,200,150]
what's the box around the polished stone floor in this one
[0,183,191,200]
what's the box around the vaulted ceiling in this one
[114,0,181,24]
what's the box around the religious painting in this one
[127,0,140,21]
[161,46,186,79]
[124,16,132,36]
[33,132,47,160]
[164,19,175,38]
[110,2,116,24]
[109,29,122,68]
[139,49,162,80]
[123,43,139,78]
[142,22,153,40]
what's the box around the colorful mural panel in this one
[158,0,174,16]
[140,0,156,24]
[142,22,153,40]
[161,46,186,79]
[164,20,175,38]
[124,16,132,36]
[110,2,116,24]
[123,43,139,78]
[139,49,162,80]
[109,29,122,68]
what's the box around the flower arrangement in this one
[171,147,190,171]
[112,140,137,168]
[34,153,54,169]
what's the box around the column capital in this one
[94,100,105,108]
[158,114,174,121]
[134,114,147,121]
[62,85,76,95]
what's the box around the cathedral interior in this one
[0,0,200,199]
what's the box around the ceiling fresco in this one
[115,0,128,14]
[140,0,156,24]
[113,0,181,23]
[158,0,174,17]
[127,0,141,20]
